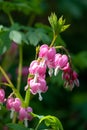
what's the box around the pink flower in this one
[28,76,48,101]
[16,66,28,78]
[54,54,69,76]
[19,107,33,127]
[6,97,21,112]
[10,42,18,53]
[22,66,29,77]
[47,47,56,62]
[6,97,14,110]
[38,44,56,77]
[0,89,5,103]
[6,97,21,119]
[39,44,56,65]
[12,98,21,112]
[29,60,46,77]
[39,44,49,58]
[62,67,79,90]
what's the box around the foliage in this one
[0,0,87,130]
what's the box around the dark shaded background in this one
[0,0,87,130]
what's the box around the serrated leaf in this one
[61,24,70,32]
[7,123,30,130]
[48,13,70,35]
[48,13,58,34]
[58,16,65,25]
[9,30,22,44]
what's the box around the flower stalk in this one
[0,66,24,107]
[17,45,23,92]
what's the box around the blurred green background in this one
[0,0,87,130]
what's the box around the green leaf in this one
[0,30,11,55]
[36,115,63,130]
[0,0,45,15]
[35,23,51,32]
[48,13,70,35]
[9,30,22,44]
[10,23,30,31]
[0,1,32,15]
[48,13,58,34]
[0,25,4,32]
[35,28,50,43]
[58,16,66,26]
[7,123,31,130]
[61,24,70,32]
[26,28,50,46]
[27,31,40,46]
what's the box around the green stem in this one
[35,123,39,130]
[17,45,23,92]
[28,13,36,26]
[6,12,14,25]
[24,87,30,107]
[0,66,14,88]
[50,34,57,47]
[0,66,24,106]
[12,112,17,123]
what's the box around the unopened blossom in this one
[54,54,69,76]
[28,76,48,101]
[19,107,33,127]
[62,67,79,90]
[0,88,5,103]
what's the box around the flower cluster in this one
[0,89,33,127]
[27,44,79,101]
[0,43,79,128]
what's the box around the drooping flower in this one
[39,44,56,66]
[39,44,49,58]
[29,60,46,77]
[62,67,79,90]
[0,88,5,103]
[19,107,33,127]
[54,53,69,76]
[28,76,48,101]
[6,97,21,112]
[6,97,21,119]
